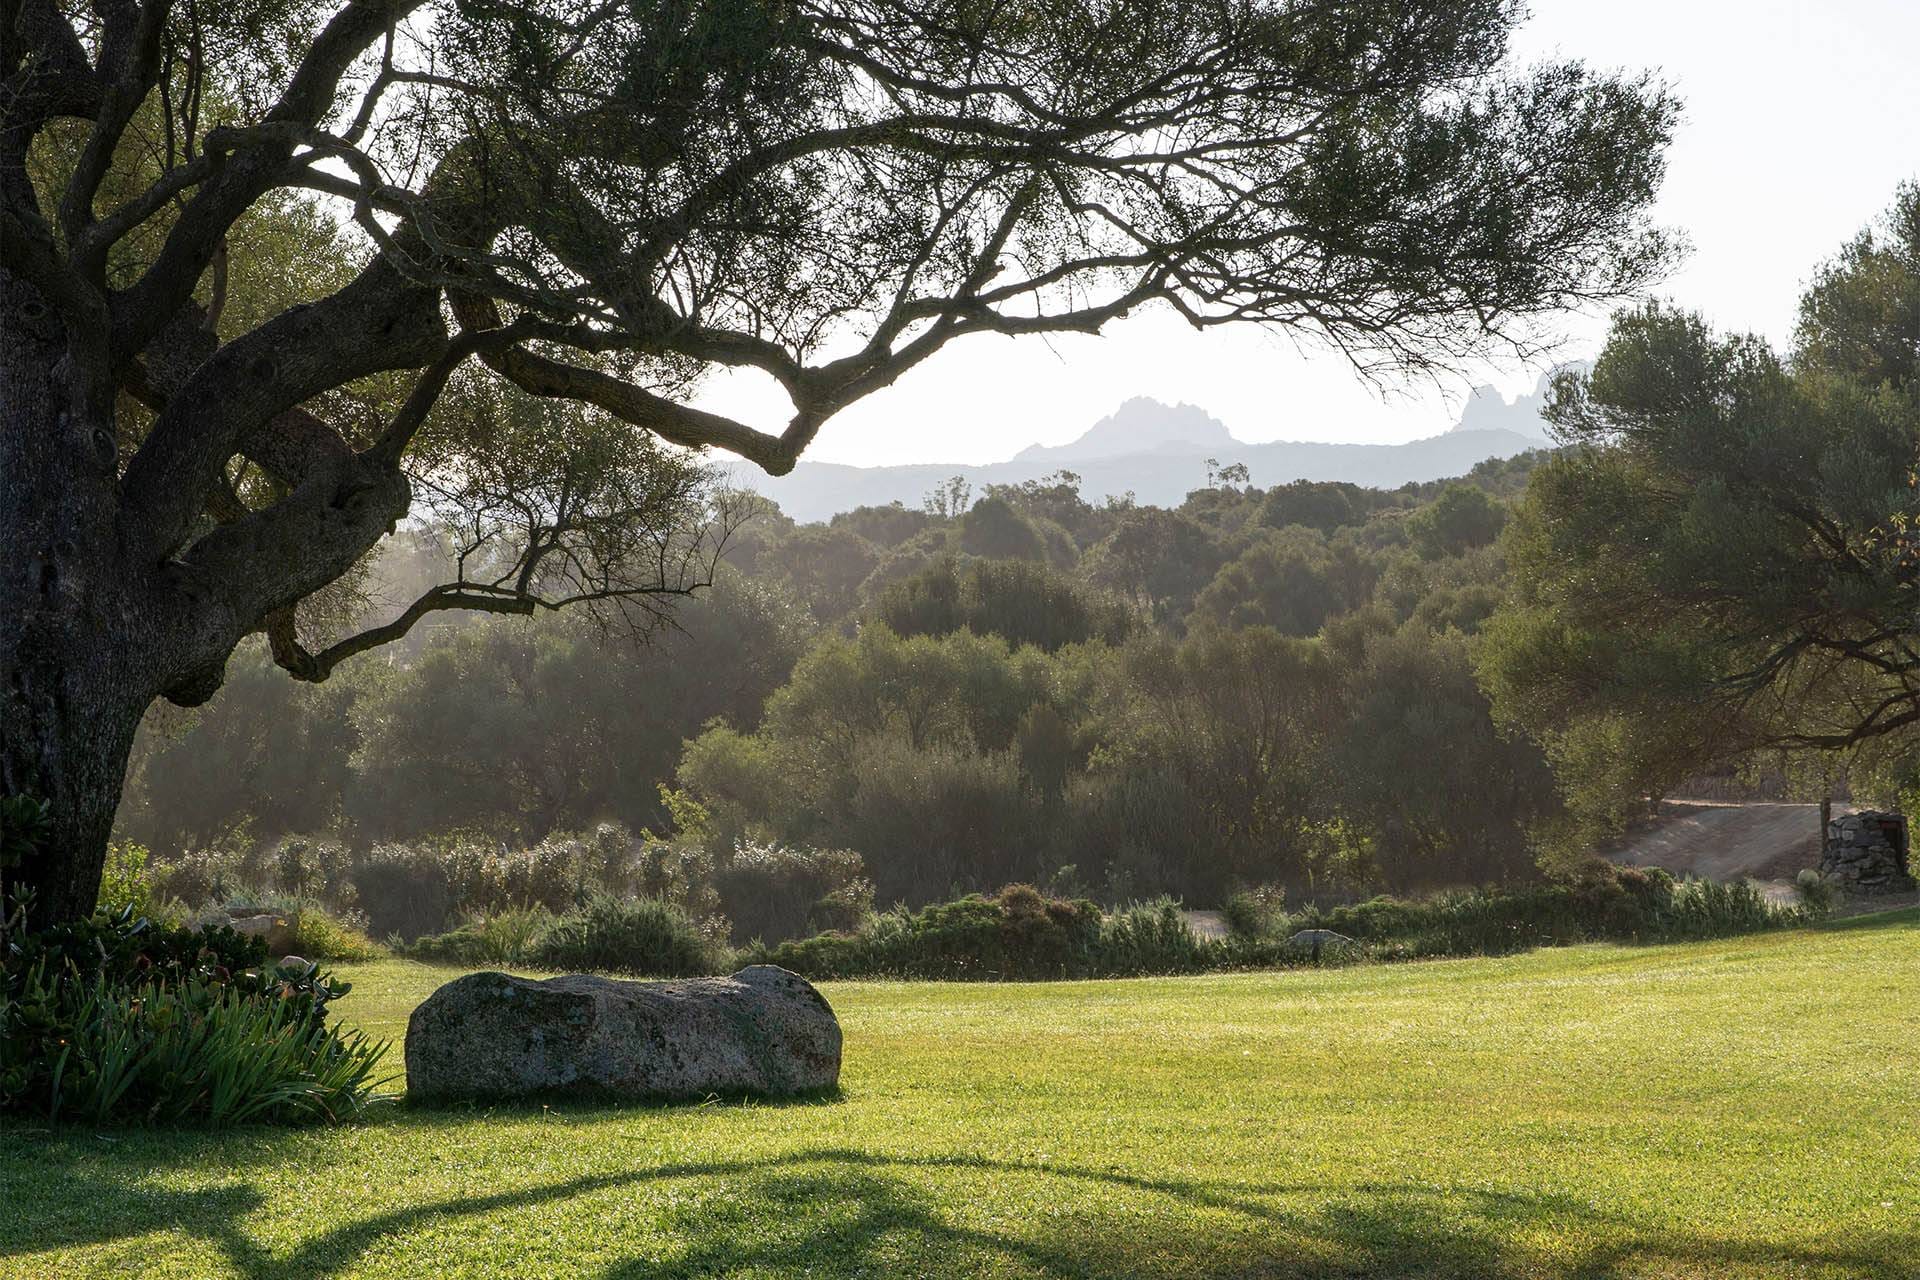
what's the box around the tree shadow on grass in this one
[6,1140,1915,1279]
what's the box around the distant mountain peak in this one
[723,384,1560,521]
[1015,396,1238,463]
[1447,363,1586,440]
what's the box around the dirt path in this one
[1606,799,1920,915]
[1609,800,1834,884]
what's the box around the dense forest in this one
[109,179,1920,947]
[115,447,1561,930]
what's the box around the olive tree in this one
[2,0,1675,918]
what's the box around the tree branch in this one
[265,585,533,681]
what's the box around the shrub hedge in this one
[747,886,1212,980]
[750,869,1807,981]
[401,906,556,966]
[399,868,1805,984]
[1290,867,1798,959]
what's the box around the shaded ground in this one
[7,917,1920,1278]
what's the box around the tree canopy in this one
[1481,185,1920,835]
[4,0,1675,918]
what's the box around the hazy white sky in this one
[695,1,1920,466]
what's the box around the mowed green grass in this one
[5,913,1920,1279]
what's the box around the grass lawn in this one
[4,911,1919,1279]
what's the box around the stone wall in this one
[1821,811,1917,894]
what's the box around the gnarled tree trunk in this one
[0,657,149,923]
[0,275,153,917]
[0,273,232,921]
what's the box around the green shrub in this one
[1301,886,1595,957]
[402,906,555,966]
[991,883,1104,976]
[1221,886,1285,940]
[0,906,388,1126]
[761,885,1105,980]
[812,878,877,935]
[399,923,498,967]
[715,840,872,944]
[753,930,870,980]
[872,895,1007,978]
[286,906,383,962]
[1098,899,1210,974]
[96,840,157,918]
[533,895,723,977]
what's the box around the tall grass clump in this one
[400,906,556,966]
[1099,899,1211,974]
[1654,876,1797,939]
[531,895,722,977]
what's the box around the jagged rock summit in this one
[1014,396,1237,463]
[726,384,1567,521]
[1447,363,1590,441]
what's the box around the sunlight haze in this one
[693,0,1920,465]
